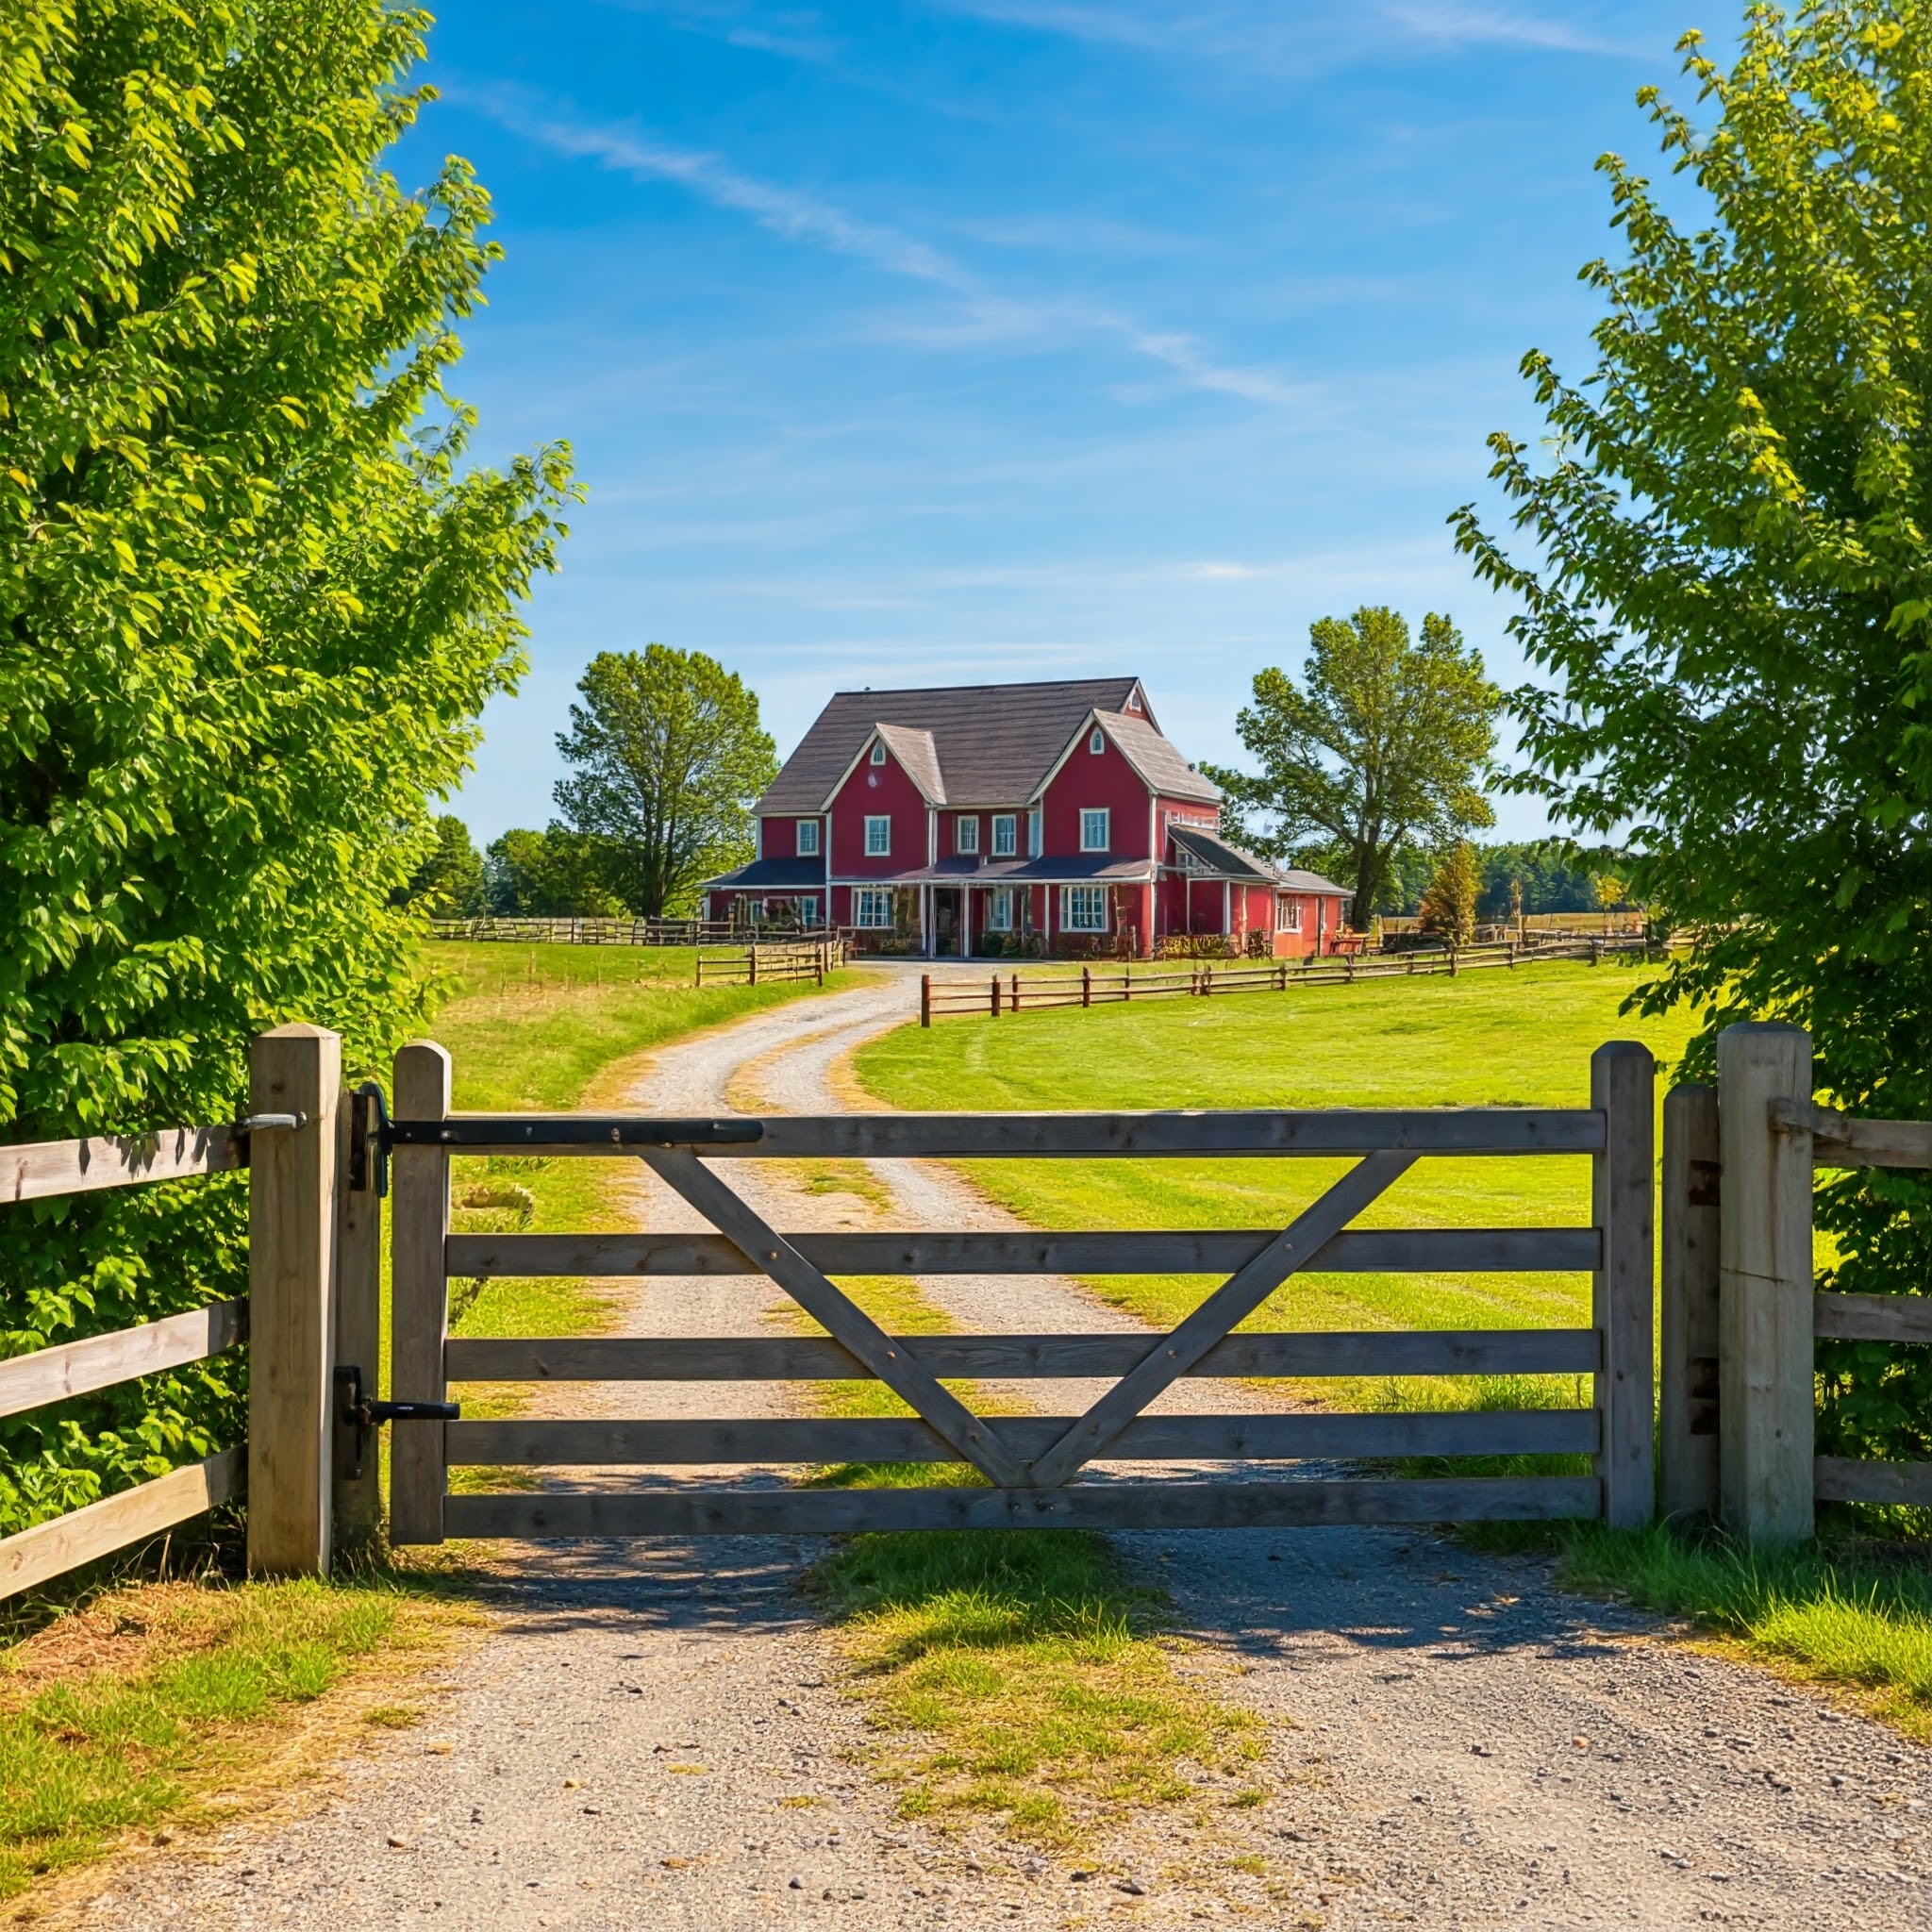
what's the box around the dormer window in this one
[870,741,887,765]
[1089,727,1105,754]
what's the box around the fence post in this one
[1659,1083,1721,1522]
[247,1024,341,1578]
[749,943,758,988]
[1592,1040,1656,1531]
[1082,966,1091,1009]
[1011,971,1021,1012]
[389,1041,452,1545]
[920,974,931,1028]
[1716,1023,1814,1542]
[991,974,1002,1017]
[331,1080,384,1557]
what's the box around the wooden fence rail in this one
[1659,1024,1932,1539]
[920,935,1653,1023]
[430,915,842,947]
[694,937,853,988]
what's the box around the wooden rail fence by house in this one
[430,916,842,947]
[694,937,853,988]
[920,934,1653,1024]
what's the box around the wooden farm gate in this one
[381,1040,1657,1541]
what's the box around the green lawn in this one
[856,960,1701,1412]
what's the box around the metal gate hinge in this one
[347,1083,391,1197]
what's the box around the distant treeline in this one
[394,820,664,920]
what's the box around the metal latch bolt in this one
[335,1364,459,1479]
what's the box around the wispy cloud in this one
[468,86,1320,412]
[1384,4,1644,57]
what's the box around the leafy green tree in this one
[1418,841,1481,946]
[397,816,487,918]
[0,1,572,1531]
[1452,3,1932,1458]
[483,828,626,917]
[553,645,778,918]
[1206,608,1500,924]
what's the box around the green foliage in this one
[1205,608,1500,922]
[1417,840,1481,944]
[1450,3,1932,1457]
[553,644,778,918]
[0,0,572,1532]
[482,827,626,917]
[395,816,485,918]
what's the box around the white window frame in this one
[956,814,979,855]
[1028,807,1042,857]
[1062,885,1108,932]
[799,895,820,926]
[864,814,891,856]
[795,819,820,857]
[869,740,887,765]
[1080,808,1110,853]
[1276,895,1302,933]
[855,887,894,928]
[1089,726,1105,754]
[991,813,1016,857]
[987,887,1013,932]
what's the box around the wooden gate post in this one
[390,1041,452,1545]
[1716,1022,1814,1542]
[247,1024,341,1577]
[331,1081,385,1556]
[1659,1083,1721,1521]
[1592,1040,1656,1529]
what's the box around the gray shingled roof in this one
[1095,710,1220,805]
[1167,826,1349,895]
[757,677,1148,813]
[874,723,946,804]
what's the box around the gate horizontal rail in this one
[445,1326,1601,1382]
[393,1106,1605,1158]
[444,1226,1600,1279]
[443,1476,1607,1539]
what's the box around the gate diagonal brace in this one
[640,1148,1031,1490]
[1027,1149,1418,1490]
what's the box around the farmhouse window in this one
[1080,808,1110,853]
[1062,885,1108,932]
[987,887,1013,931]
[956,814,979,854]
[795,819,820,857]
[1028,808,1042,856]
[799,896,819,926]
[1089,726,1105,754]
[991,813,1017,857]
[856,887,894,927]
[1276,895,1302,933]
[869,741,887,765]
[864,815,891,856]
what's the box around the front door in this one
[933,888,962,958]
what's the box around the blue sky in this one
[411,1,1713,844]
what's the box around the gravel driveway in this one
[77,970,1931,1930]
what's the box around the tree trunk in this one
[1352,850,1383,929]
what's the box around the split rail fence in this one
[921,933,1653,1024]
[693,937,853,988]
[2,1016,1926,1596]
[430,916,844,948]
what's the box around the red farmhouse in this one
[704,677,1352,959]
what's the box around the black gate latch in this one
[336,1364,459,1479]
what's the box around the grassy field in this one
[857,958,1696,1415]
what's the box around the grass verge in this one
[810,1527,1262,1843]
[1557,1522,1932,1740]
[0,1570,475,1901]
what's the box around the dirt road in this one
[80,972,1931,1930]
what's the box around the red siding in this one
[1038,728,1156,858]
[829,749,929,876]
[941,810,992,861]
[759,815,823,861]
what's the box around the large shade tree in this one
[1205,608,1500,924]
[554,645,777,918]
[0,0,573,1530]
[1452,2,1932,1458]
